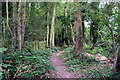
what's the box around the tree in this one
[17,0,22,51]
[113,2,120,73]
[0,1,2,47]
[89,2,99,50]
[50,3,56,49]
[6,0,15,52]
[21,1,26,48]
[47,3,50,47]
[74,3,85,56]
[12,2,17,51]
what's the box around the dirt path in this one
[49,51,80,78]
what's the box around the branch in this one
[106,24,117,51]
[113,46,120,72]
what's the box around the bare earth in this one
[49,51,80,78]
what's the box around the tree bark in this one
[65,5,70,46]
[113,46,120,72]
[68,4,75,44]
[79,12,85,52]
[118,3,120,44]
[12,2,17,52]
[70,23,75,44]
[21,2,26,49]
[0,1,2,48]
[47,8,49,47]
[50,3,56,49]
[106,24,117,52]
[113,2,120,73]
[6,0,13,38]
[6,0,15,52]
[74,12,82,54]
[17,0,22,51]
[13,2,17,36]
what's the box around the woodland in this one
[0,0,120,79]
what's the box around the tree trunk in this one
[70,23,75,44]
[6,0,13,38]
[0,1,2,48]
[113,2,120,73]
[90,22,98,50]
[74,12,82,54]
[17,0,22,51]
[50,3,56,50]
[113,46,120,72]
[47,7,49,47]
[12,2,17,51]
[21,2,26,49]
[118,3,120,44]
[68,4,75,44]
[6,0,15,52]
[79,12,85,52]
[3,21,5,41]
[106,24,117,52]
[0,1,1,78]
[74,8,85,57]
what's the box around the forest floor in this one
[48,50,114,78]
[49,51,81,78]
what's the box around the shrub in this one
[60,46,112,78]
[2,48,55,79]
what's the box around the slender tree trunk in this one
[21,2,26,49]
[113,46,120,72]
[0,1,2,48]
[106,24,117,51]
[17,0,22,51]
[50,3,56,49]
[79,12,85,52]
[47,10,49,47]
[3,21,5,41]
[13,2,17,36]
[113,2,120,73]
[65,5,69,46]
[0,2,2,79]
[70,23,75,44]
[6,0,15,52]
[6,0,13,38]
[68,4,75,44]
[52,3,56,46]
[118,3,120,44]
[12,2,17,52]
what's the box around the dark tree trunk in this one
[90,21,98,50]
[0,2,2,40]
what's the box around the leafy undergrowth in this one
[85,43,113,58]
[50,46,59,53]
[59,46,114,78]
[2,47,57,80]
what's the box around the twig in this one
[12,65,21,80]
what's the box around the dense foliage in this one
[60,47,114,78]
[2,48,56,79]
[0,1,120,79]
